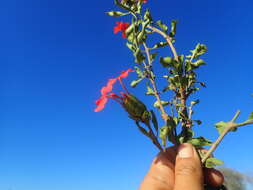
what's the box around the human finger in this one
[174,143,204,190]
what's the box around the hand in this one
[139,143,224,190]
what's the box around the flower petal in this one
[118,69,135,79]
[101,78,117,95]
[94,96,108,112]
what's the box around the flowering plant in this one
[95,0,253,189]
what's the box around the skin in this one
[139,143,224,190]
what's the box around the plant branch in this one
[143,42,169,121]
[201,110,253,163]
[147,25,179,62]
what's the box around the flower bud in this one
[122,94,150,124]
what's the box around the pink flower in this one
[94,69,134,112]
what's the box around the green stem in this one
[201,110,253,163]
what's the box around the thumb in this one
[174,143,204,190]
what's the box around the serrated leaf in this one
[156,20,168,33]
[131,78,143,88]
[154,100,169,108]
[146,86,155,96]
[205,157,224,168]
[106,11,129,17]
[150,110,158,133]
[188,137,212,147]
[215,121,227,135]
[249,112,253,120]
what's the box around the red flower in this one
[113,22,130,38]
[94,69,134,112]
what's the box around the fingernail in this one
[178,143,194,158]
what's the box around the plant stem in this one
[147,25,179,62]
[146,122,163,151]
[143,42,169,121]
[201,110,253,163]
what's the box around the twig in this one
[201,110,253,163]
[147,25,179,62]
[143,42,169,121]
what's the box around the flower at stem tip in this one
[114,22,130,38]
[94,69,150,123]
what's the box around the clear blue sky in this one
[0,0,253,190]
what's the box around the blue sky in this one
[0,0,253,189]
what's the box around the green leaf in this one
[150,53,158,62]
[136,122,150,138]
[188,137,212,147]
[190,99,200,106]
[215,121,228,135]
[156,20,168,33]
[134,48,145,63]
[249,112,253,120]
[106,11,129,17]
[190,43,208,59]
[160,56,177,67]
[144,9,152,23]
[146,86,155,96]
[154,101,169,109]
[126,42,136,52]
[134,66,144,78]
[191,59,206,67]
[194,120,202,125]
[169,20,177,37]
[131,78,143,88]
[205,157,224,168]
[152,42,168,49]
[159,126,171,147]
[150,110,158,133]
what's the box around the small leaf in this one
[215,121,227,135]
[199,82,206,88]
[249,112,253,120]
[146,86,155,96]
[136,122,150,138]
[134,48,146,63]
[134,66,144,78]
[154,101,169,108]
[169,20,177,37]
[205,157,224,168]
[194,120,202,125]
[150,110,158,133]
[159,126,171,147]
[144,9,152,23]
[131,78,143,88]
[150,53,158,62]
[160,56,177,67]
[156,20,168,32]
[191,59,206,67]
[190,43,208,59]
[190,99,200,106]
[188,137,212,147]
[152,42,168,49]
[126,42,136,52]
[106,11,129,17]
